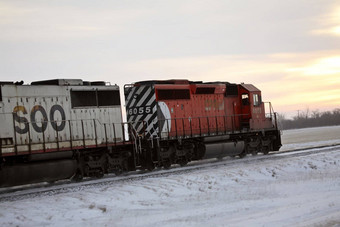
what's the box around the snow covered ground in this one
[1,126,340,227]
[281,125,340,151]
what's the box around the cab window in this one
[253,94,260,106]
[242,94,249,105]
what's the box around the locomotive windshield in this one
[253,94,261,106]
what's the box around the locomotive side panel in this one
[1,85,72,155]
[223,96,241,131]
[155,83,229,138]
[223,83,241,131]
[155,84,192,138]
[69,86,124,147]
[190,86,226,136]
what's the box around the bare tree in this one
[311,109,320,119]
[279,108,340,130]
[304,107,310,119]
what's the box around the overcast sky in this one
[0,0,339,117]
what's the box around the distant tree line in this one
[277,108,340,130]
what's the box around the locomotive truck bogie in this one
[73,146,133,179]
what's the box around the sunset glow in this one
[287,56,340,76]
[313,6,340,37]
[332,26,340,35]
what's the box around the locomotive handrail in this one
[6,108,275,156]
[263,102,274,118]
[273,112,279,130]
[263,102,279,129]
[10,116,125,126]
[10,112,250,148]
[125,119,150,138]
[167,113,249,138]
[125,122,139,166]
[129,113,251,142]
[9,114,127,154]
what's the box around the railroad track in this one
[1,143,340,202]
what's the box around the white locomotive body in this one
[0,79,124,157]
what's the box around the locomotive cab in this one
[239,84,273,130]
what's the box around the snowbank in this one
[1,149,339,227]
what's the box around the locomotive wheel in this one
[262,144,271,155]
[114,167,123,176]
[163,160,171,169]
[147,161,155,171]
[179,158,188,167]
[238,150,247,159]
[263,141,273,155]
[96,169,104,178]
[114,169,123,176]
[193,142,206,160]
[72,168,84,182]
[217,155,224,160]
[263,149,269,155]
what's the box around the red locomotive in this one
[125,79,281,168]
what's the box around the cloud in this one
[312,6,340,36]
[0,2,153,41]
[259,54,340,113]
[123,55,288,83]
[286,56,340,76]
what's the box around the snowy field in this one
[281,125,340,151]
[1,126,340,227]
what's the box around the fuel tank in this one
[203,140,245,159]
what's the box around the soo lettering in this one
[13,104,66,134]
